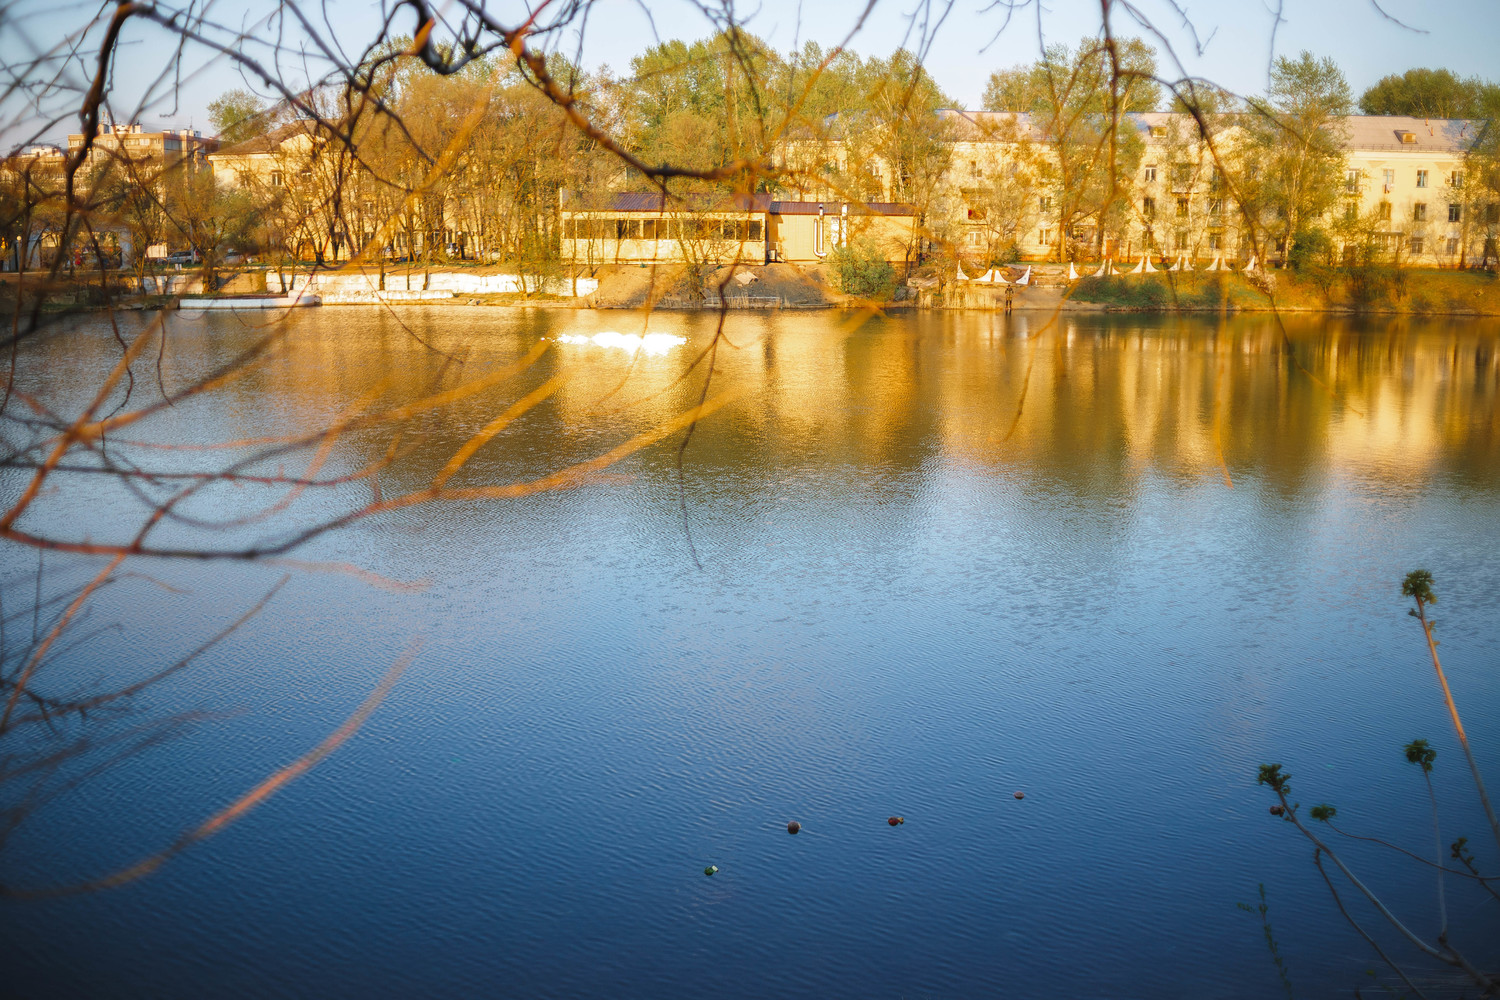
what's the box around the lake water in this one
[5,307,1499,998]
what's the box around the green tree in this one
[1359,68,1500,119]
[1242,51,1352,266]
[208,89,271,145]
[981,65,1047,113]
[1030,37,1159,262]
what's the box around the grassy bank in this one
[1071,268,1500,315]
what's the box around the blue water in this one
[4,309,1498,997]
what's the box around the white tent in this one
[1067,262,1079,281]
[1242,255,1258,273]
[1166,256,1180,272]
[1015,266,1031,286]
[1093,260,1115,277]
[982,268,1010,285]
[1180,254,1194,272]
[1204,255,1225,272]
[1129,255,1157,275]
[955,263,969,282]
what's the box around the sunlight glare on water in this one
[556,330,686,354]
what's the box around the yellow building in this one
[786,111,1494,268]
[67,122,216,176]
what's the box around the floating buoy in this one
[888,816,904,826]
[704,865,719,876]
[1269,805,1285,817]
[1013,791,1025,800]
[787,821,801,835]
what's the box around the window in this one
[1175,196,1189,218]
[1413,203,1427,222]
[1345,169,1359,194]
[748,220,764,241]
[1038,196,1052,214]
[969,160,982,178]
[966,207,987,221]
[1039,228,1054,245]
[1448,203,1462,222]
[1143,165,1157,183]
[270,170,283,187]
[1383,169,1395,189]
[1208,234,1221,251]
[1378,201,1392,221]
[1446,238,1459,255]
[1448,170,1462,188]
[1209,169,1222,193]
[1174,230,1188,251]
[1488,204,1500,224]
[616,219,640,240]
[1142,196,1155,218]
[968,230,984,247]
[1208,198,1224,217]
[1149,126,1166,139]
[1416,169,1428,188]
[1409,236,1424,254]
[1344,202,1358,221]
[638,219,656,240]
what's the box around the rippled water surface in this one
[6,308,1500,998]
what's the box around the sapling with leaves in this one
[1251,571,1500,995]
[1256,765,1496,995]
[1403,739,1446,941]
[1402,570,1500,853]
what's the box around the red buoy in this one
[787,821,801,834]
[1013,791,1025,800]
[888,816,904,826]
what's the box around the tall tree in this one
[208,89,273,144]
[1243,51,1352,264]
[1359,69,1500,120]
[1029,36,1158,262]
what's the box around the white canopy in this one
[1067,262,1079,281]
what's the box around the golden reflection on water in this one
[26,308,1500,500]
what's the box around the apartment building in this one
[785,111,1493,267]
[66,122,217,178]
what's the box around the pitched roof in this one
[210,119,317,157]
[560,190,773,213]
[770,200,916,216]
[1340,115,1484,153]
[937,109,1486,153]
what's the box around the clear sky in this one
[7,0,1499,145]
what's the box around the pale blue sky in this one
[8,0,1498,146]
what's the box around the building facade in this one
[781,111,1495,268]
[559,191,917,266]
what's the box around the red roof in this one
[770,201,916,217]
[560,190,772,213]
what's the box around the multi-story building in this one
[67,122,217,178]
[780,111,1495,268]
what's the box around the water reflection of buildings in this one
[42,310,1497,501]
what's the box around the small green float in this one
[703,865,719,876]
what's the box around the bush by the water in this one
[829,240,897,300]
[1072,267,1499,313]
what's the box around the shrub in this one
[829,239,897,300]
[1286,227,1331,271]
